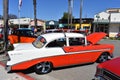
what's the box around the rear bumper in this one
[5,65,11,72]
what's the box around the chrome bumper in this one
[94,76,106,80]
[5,65,11,72]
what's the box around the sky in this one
[0,0,120,21]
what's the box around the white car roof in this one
[41,33,85,42]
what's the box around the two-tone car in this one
[94,57,120,80]
[6,32,114,74]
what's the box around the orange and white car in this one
[6,32,114,74]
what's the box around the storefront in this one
[30,19,45,31]
[46,20,59,29]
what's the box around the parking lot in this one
[26,39,120,80]
[0,39,120,80]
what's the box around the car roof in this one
[41,33,85,42]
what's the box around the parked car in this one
[42,29,88,34]
[115,32,120,39]
[8,28,37,44]
[6,32,114,74]
[94,57,120,80]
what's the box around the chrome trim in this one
[67,48,111,54]
[102,69,120,80]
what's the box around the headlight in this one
[95,67,103,77]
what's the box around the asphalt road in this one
[25,39,120,80]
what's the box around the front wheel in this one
[97,53,109,63]
[35,62,53,74]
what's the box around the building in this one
[30,19,45,31]
[8,18,45,31]
[59,18,94,32]
[45,20,59,29]
[94,8,120,37]
[9,18,31,28]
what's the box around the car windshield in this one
[32,36,46,48]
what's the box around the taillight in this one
[0,34,3,39]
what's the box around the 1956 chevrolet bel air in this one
[6,32,114,74]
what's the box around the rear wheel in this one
[97,53,109,63]
[35,62,53,74]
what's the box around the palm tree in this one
[68,0,73,29]
[68,0,70,28]
[33,0,37,28]
[80,0,83,29]
[3,0,9,52]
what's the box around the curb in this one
[0,61,35,80]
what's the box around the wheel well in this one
[96,52,110,63]
[32,61,53,69]
[102,52,110,56]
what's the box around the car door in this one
[63,37,99,65]
[45,38,69,67]
[20,30,36,43]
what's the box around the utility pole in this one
[3,0,9,53]
[80,0,83,29]
[33,0,37,29]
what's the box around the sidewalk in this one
[0,54,34,80]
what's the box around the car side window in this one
[69,37,85,46]
[46,38,66,47]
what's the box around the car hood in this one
[87,32,107,44]
[13,43,36,51]
[98,57,120,76]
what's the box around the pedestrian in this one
[34,27,37,35]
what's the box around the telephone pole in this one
[3,0,9,53]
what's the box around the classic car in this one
[94,57,120,80]
[115,32,120,39]
[6,32,114,74]
[8,28,37,44]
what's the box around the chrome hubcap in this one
[36,62,51,73]
[99,54,108,62]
